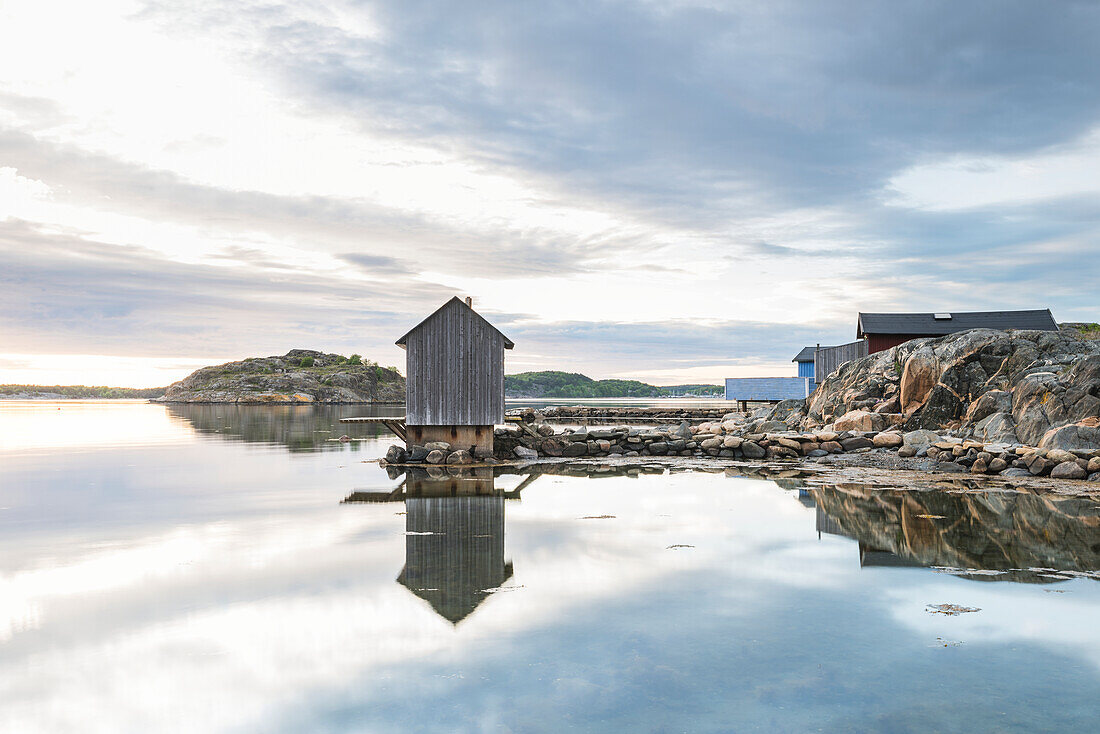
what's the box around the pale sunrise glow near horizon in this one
[2,0,1099,387]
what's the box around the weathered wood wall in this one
[814,340,869,383]
[405,299,506,425]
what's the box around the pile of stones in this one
[383,441,497,466]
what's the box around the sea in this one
[0,400,1098,733]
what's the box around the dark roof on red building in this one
[857,309,1057,338]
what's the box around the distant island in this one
[3,359,722,403]
[505,371,722,398]
[157,349,404,403]
[1,384,165,400]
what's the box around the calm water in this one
[1,401,1099,733]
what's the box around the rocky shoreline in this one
[380,327,1100,487]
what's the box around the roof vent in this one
[934,313,952,320]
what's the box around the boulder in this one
[964,390,1012,423]
[562,442,587,457]
[873,432,903,448]
[1039,423,1100,452]
[700,438,723,450]
[834,410,884,433]
[445,450,473,465]
[841,436,874,451]
[1050,461,1087,480]
[741,441,765,459]
[988,457,1008,473]
[425,449,445,464]
[970,412,1019,444]
[539,438,565,457]
[407,445,430,462]
[1088,457,1100,473]
[514,446,538,460]
[722,436,743,449]
[820,441,843,453]
[899,345,939,414]
[903,429,940,448]
[424,441,451,452]
[384,445,408,464]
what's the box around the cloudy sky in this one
[2,0,1099,387]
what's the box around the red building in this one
[856,309,1059,354]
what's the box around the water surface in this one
[1,401,1098,733]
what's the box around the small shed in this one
[396,296,514,452]
[857,309,1058,354]
[792,346,818,379]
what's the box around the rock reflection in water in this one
[164,403,403,451]
[807,482,1100,582]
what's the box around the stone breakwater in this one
[533,406,737,421]
[380,413,1100,484]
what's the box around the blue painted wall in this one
[724,377,812,401]
[797,361,815,379]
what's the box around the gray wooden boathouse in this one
[395,296,513,453]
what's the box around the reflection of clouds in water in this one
[0,401,194,453]
[2,431,1100,732]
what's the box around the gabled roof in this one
[857,309,1057,338]
[792,346,832,362]
[395,296,515,349]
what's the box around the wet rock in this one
[741,441,765,458]
[407,445,430,462]
[722,436,743,449]
[700,438,723,450]
[970,458,988,473]
[898,445,917,457]
[1089,456,1100,473]
[989,457,1008,473]
[446,450,473,465]
[649,442,669,455]
[514,446,538,460]
[1051,461,1087,479]
[539,438,565,457]
[425,449,445,464]
[562,442,588,457]
[841,436,874,451]
[820,440,843,453]
[385,445,407,464]
[807,449,828,457]
[424,441,451,452]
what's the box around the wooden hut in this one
[395,296,514,453]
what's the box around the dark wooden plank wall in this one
[405,299,506,425]
[814,340,869,383]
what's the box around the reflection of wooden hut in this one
[397,476,513,624]
[396,297,514,454]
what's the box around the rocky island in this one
[157,349,405,403]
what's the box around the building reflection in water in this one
[345,468,531,624]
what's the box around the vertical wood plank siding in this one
[813,340,869,383]
[405,300,506,425]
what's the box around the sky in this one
[1,0,1099,387]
